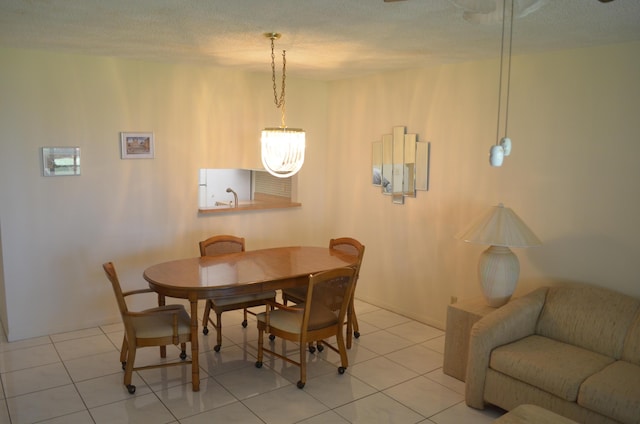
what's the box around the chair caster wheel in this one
[214,344,221,352]
[242,320,248,328]
[203,327,209,335]
[297,381,305,389]
[127,384,136,394]
[354,331,360,338]
[121,362,126,370]
[255,361,263,368]
[180,351,187,360]
[317,344,324,352]
[269,334,275,341]
[308,345,316,353]
[338,367,346,374]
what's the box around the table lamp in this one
[458,203,541,307]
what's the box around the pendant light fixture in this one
[261,32,305,178]
[489,0,515,167]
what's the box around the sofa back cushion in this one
[536,286,640,359]
[622,311,640,365]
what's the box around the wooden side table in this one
[443,297,497,381]
[494,404,579,423]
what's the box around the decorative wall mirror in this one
[42,147,81,176]
[372,126,430,204]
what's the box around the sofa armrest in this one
[465,287,548,408]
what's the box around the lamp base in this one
[478,245,520,307]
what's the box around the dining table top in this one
[143,245,358,299]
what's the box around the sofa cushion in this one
[489,335,614,402]
[536,286,640,358]
[622,311,640,366]
[578,360,640,424]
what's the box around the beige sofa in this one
[465,285,640,424]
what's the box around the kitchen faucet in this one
[226,188,238,208]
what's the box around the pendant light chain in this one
[270,36,287,128]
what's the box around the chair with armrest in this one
[255,267,356,389]
[102,262,192,394]
[282,237,365,349]
[200,234,277,352]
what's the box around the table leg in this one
[189,294,200,392]
[158,294,167,358]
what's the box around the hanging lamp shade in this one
[260,127,305,178]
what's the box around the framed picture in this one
[120,132,154,159]
[42,147,81,176]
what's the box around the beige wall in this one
[0,42,639,340]
[326,42,640,326]
[0,48,330,340]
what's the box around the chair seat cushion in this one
[578,360,640,424]
[212,290,276,307]
[257,304,338,334]
[490,335,614,401]
[132,305,191,339]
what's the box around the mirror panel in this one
[392,126,405,204]
[416,141,431,191]
[381,134,393,195]
[404,133,416,197]
[372,141,382,187]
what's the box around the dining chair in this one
[102,262,192,394]
[199,234,277,352]
[255,266,356,389]
[282,237,365,349]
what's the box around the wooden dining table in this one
[143,245,358,391]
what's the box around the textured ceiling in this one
[0,0,639,80]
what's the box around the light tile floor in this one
[0,299,505,423]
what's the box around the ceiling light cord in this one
[496,0,514,146]
[489,0,515,166]
[504,0,514,139]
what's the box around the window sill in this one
[198,200,301,214]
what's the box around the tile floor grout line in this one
[0,303,502,424]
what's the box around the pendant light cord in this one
[269,36,287,128]
[504,0,514,139]
[496,0,514,145]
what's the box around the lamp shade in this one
[458,203,541,248]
